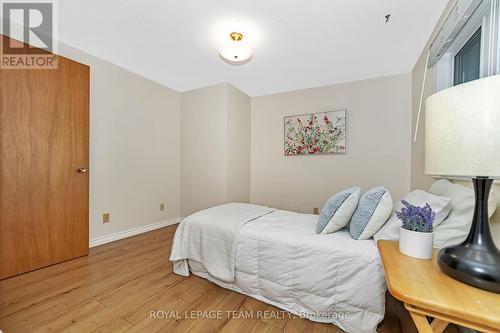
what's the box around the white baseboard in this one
[89,217,180,248]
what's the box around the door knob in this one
[77,167,88,174]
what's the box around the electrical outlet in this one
[103,213,110,223]
[160,203,165,211]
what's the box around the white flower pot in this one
[399,227,434,260]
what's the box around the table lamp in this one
[425,74,500,294]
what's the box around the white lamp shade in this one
[425,74,500,178]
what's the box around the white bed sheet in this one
[186,209,386,333]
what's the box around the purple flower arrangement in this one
[395,200,435,233]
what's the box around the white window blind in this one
[429,0,482,66]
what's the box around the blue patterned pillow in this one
[317,187,361,234]
[350,186,393,240]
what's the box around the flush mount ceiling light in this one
[219,32,253,65]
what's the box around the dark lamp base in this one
[437,177,500,294]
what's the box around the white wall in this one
[250,74,412,213]
[59,43,181,241]
[180,83,251,217]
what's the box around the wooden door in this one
[0,36,89,279]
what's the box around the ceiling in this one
[58,0,448,96]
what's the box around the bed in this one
[170,203,386,333]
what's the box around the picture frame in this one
[284,110,346,156]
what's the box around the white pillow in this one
[350,186,393,240]
[317,187,361,234]
[429,179,497,248]
[373,190,452,243]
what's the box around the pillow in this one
[350,186,392,240]
[373,190,452,243]
[316,187,361,234]
[429,179,497,248]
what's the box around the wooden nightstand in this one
[377,240,500,333]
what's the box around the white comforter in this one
[170,204,386,333]
[170,203,275,282]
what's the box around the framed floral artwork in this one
[284,110,346,156]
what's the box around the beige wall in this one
[181,84,228,217]
[59,43,181,241]
[227,84,251,203]
[250,74,412,213]
[180,83,251,217]
[411,49,436,191]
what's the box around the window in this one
[430,0,500,91]
[454,27,482,85]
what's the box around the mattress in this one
[186,209,386,333]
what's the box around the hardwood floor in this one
[0,225,460,333]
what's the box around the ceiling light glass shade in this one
[219,32,253,65]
